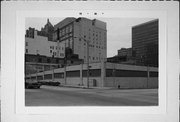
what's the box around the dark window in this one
[66,70,80,77]
[150,72,158,77]
[47,59,51,63]
[115,70,147,77]
[56,59,59,63]
[44,74,52,79]
[83,69,101,77]
[106,69,148,77]
[26,49,28,53]
[106,69,114,77]
[54,73,64,78]
[38,58,42,63]
[37,76,43,80]
[31,76,36,80]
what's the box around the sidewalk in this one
[59,84,113,90]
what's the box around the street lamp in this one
[74,36,89,88]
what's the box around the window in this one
[69,25,72,32]
[25,49,28,53]
[38,58,42,63]
[25,42,28,46]
[66,70,80,77]
[50,50,52,53]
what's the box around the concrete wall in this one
[105,77,149,88]
[66,77,81,86]
[82,77,101,87]
[26,62,158,89]
[104,62,158,88]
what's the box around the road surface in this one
[25,85,158,106]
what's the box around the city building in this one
[53,17,107,63]
[132,19,158,67]
[25,27,35,38]
[37,19,54,41]
[118,48,132,57]
[25,29,65,58]
[26,62,158,89]
[107,48,135,65]
[25,27,83,75]
[107,55,127,63]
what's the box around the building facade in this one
[37,19,54,41]
[25,30,65,58]
[53,17,107,63]
[26,62,158,89]
[132,19,158,67]
[118,48,132,57]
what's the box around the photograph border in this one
[1,2,179,122]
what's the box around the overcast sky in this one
[26,17,155,57]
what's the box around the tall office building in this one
[132,19,158,67]
[53,17,107,63]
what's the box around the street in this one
[25,85,158,106]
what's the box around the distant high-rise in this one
[53,17,107,63]
[132,19,158,67]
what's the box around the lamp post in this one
[74,36,89,88]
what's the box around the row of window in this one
[84,56,104,61]
[106,69,158,77]
[50,46,64,50]
[58,25,73,37]
[26,69,158,80]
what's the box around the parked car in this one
[25,81,41,89]
[48,81,60,86]
[37,81,47,85]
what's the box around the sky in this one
[26,17,155,57]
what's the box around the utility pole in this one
[147,65,149,89]
[64,42,67,85]
[36,50,39,81]
[87,40,89,88]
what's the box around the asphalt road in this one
[25,86,158,106]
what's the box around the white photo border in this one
[1,1,179,122]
